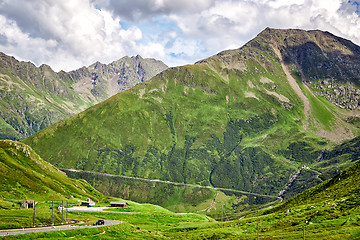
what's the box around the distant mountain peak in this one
[0,52,168,140]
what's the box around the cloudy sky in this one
[0,0,359,71]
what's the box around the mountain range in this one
[0,53,167,140]
[23,28,360,200]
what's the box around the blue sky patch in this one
[348,0,360,14]
[119,21,131,30]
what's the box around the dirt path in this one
[272,46,311,130]
[197,192,218,213]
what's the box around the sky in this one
[0,0,359,72]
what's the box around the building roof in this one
[110,202,128,205]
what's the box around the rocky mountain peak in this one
[202,28,360,110]
[134,54,143,60]
[0,52,168,140]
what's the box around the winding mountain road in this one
[63,168,281,201]
[0,220,121,237]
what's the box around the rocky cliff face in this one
[313,79,360,109]
[201,28,360,110]
[254,28,360,110]
[0,53,168,140]
[62,55,168,100]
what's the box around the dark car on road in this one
[95,220,105,225]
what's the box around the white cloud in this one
[0,15,60,63]
[0,0,157,71]
[93,0,213,22]
[165,0,360,65]
[139,42,166,59]
[0,0,359,71]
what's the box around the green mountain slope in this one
[0,53,167,140]
[236,158,360,239]
[279,135,360,199]
[2,151,359,239]
[58,135,360,216]
[163,159,360,239]
[0,53,89,140]
[268,159,360,215]
[63,168,281,218]
[24,28,360,198]
[0,140,103,201]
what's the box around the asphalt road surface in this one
[0,220,121,236]
[66,206,141,214]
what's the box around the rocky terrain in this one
[62,55,168,100]
[0,53,167,140]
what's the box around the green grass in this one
[1,158,360,239]
[1,200,359,239]
[0,202,64,229]
[0,140,104,204]
[0,140,109,230]
[104,201,173,214]
[300,81,336,130]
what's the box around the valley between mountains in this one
[1,27,360,239]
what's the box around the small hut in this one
[109,202,128,207]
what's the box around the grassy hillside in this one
[24,28,360,199]
[2,160,360,239]
[214,158,360,239]
[70,159,360,239]
[0,140,103,201]
[280,135,360,199]
[62,135,360,216]
[267,160,360,215]
[0,140,107,229]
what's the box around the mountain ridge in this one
[0,52,168,140]
[24,28,360,200]
[198,27,360,141]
